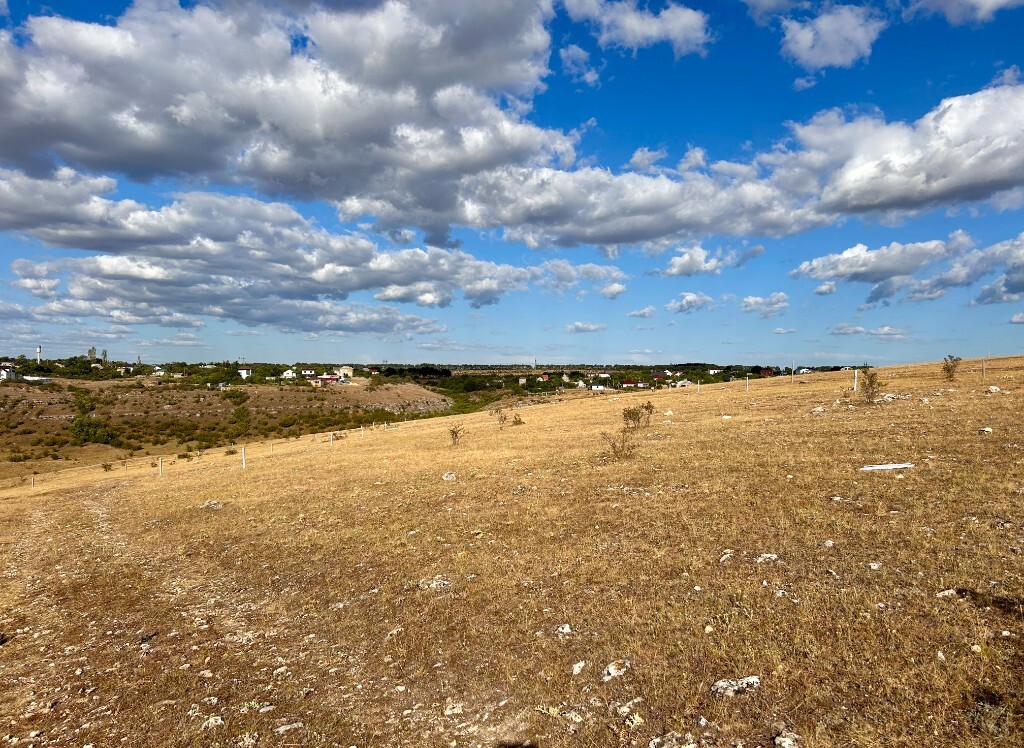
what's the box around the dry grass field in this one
[1,357,1022,747]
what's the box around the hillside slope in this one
[1,358,1022,746]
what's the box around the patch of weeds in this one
[224,447,237,456]
[861,369,880,402]
[602,428,637,460]
[449,423,465,447]
[510,413,524,427]
[491,407,508,430]
[622,401,655,430]
[101,462,113,472]
[942,354,962,382]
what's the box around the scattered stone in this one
[198,669,214,678]
[988,386,1002,394]
[824,539,835,548]
[625,712,645,728]
[614,697,643,716]
[236,734,259,747]
[721,415,732,421]
[971,644,983,654]
[648,732,696,748]
[603,659,631,681]
[719,551,734,563]
[710,675,760,697]
[201,716,224,730]
[979,427,993,434]
[703,625,714,634]
[442,472,456,481]
[417,575,451,592]
[385,626,403,639]
[556,623,572,636]
[273,723,303,736]
[443,702,464,716]
[572,660,586,676]
[664,410,674,416]
[868,563,882,571]
[756,553,779,563]
[200,500,224,510]
[774,728,801,747]
[859,463,914,471]
[810,406,826,414]
[936,589,959,598]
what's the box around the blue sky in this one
[0,0,1022,366]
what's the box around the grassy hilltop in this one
[1,357,1021,747]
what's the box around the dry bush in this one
[448,422,465,446]
[602,427,637,459]
[942,354,962,381]
[861,368,880,401]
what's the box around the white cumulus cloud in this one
[665,291,712,314]
[564,0,711,57]
[781,5,887,71]
[910,0,1024,23]
[741,292,789,318]
[564,320,607,333]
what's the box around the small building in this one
[301,368,316,377]
[116,365,134,376]
[637,382,651,389]
[591,385,606,391]
[238,367,254,380]
[708,368,723,375]
[282,368,296,379]
[334,366,354,378]
[152,366,166,376]
[797,368,812,374]
[518,377,528,385]
[760,369,774,377]
[0,363,18,381]
[622,380,636,388]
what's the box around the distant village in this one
[1,347,861,393]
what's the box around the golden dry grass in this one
[1,358,1022,747]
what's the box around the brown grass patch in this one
[1,357,1022,746]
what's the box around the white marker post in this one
[745,375,749,392]
[159,457,163,477]
[241,446,246,470]
[330,431,334,446]
[854,368,859,392]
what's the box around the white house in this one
[282,368,296,379]
[238,367,254,380]
[152,366,166,376]
[334,366,354,378]
[591,384,606,391]
[0,363,17,381]
[708,368,723,375]
[797,368,812,374]
[301,368,316,377]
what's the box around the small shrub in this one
[510,413,524,427]
[177,452,193,461]
[942,354,962,382]
[622,401,655,430]
[861,369,880,402]
[449,423,465,447]
[603,428,637,460]
[224,447,238,456]
[491,407,508,430]
[101,462,113,472]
